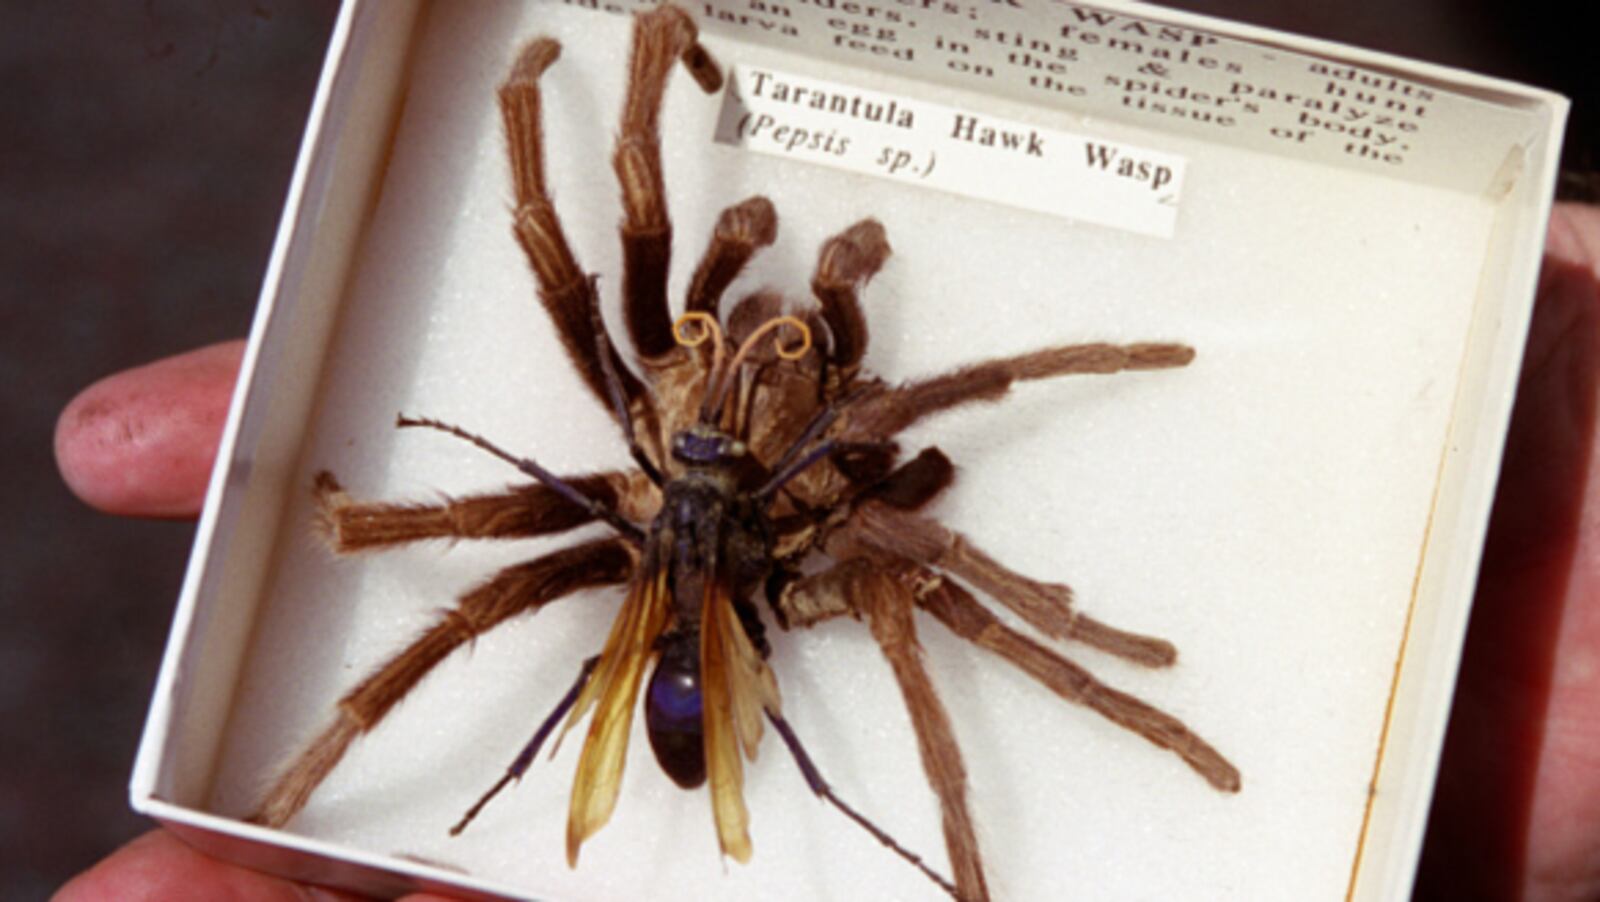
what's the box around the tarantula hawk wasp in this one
[251,6,1240,900]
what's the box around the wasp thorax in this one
[671,426,747,465]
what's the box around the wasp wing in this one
[564,556,671,865]
[700,573,782,862]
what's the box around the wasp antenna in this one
[704,315,811,422]
[397,415,644,544]
[675,311,729,423]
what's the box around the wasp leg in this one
[766,708,965,902]
[756,439,894,502]
[916,573,1241,793]
[250,539,634,828]
[589,298,667,486]
[451,655,601,835]
[312,470,653,553]
[615,6,722,358]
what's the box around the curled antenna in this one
[675,312,811,424]
[675,312,727,422]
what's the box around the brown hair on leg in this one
[812,219,891,385]
[500,38,642,411]
[312,470,657,553]
[250,538,635,828]
[849,341,1195,439]
[861,566,990,902]
[862,447,955,511]
[918,575,1241,793]
[615,6,722,358]
[686,196,779,319]
[846,502,1176,665]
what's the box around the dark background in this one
[1,1,1592,899]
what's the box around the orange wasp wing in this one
[563,556,672,865]
[700,572,782,862]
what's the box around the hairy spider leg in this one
[763,559,989,901]
[856,566,990,902]
[686,197,779,318]
[916,575,1241,793]
[755,438,895,503]
[499,38,643,413]
[846,342,1197,441]
[614,6,724,358]
[251,539,634,828]
[396,415,645,544]
[451,655,602,835]
[311,469,643,553]
[772,504,1242,902]
[810,219,891,388]
[848,500,1176,665]
[760,447,953,630]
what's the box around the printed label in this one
[672,0,1546,198]
[714,65,1187,238]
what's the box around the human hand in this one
[1415,203,1600,902]
[51,341,459,902]
[51,206,1600,899]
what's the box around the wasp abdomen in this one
[646,646,706,788]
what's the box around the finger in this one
[55,340,245,518]
[1519,203,1600,898]
[52,828,368,902]
[1417,203,1600,899]
[1544,202,1600,272]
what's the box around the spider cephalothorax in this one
[252,7,1240,900]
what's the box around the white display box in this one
[131,1,1567,899]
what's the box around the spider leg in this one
[312,470,654,553]
[848,501,1177,666]
[916,574,1242,793]
[860,566,990,902]
[862,447,955,511]
[397,415,646,544]
[500,37,643,413]
[451,655,600,836]
[250,538,635,828]
[812,219,891,387]
[615,6,723,358]
[769,557,867,629]
[848,341,1195,440]
[686,196,778,318]
[756,438,894,502]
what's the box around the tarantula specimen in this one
[252,6,1240,900]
